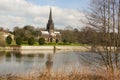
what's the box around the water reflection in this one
[14,52,22,58]
[38,54,45,58]
[0,50,102,74]
[27,54,35,58]
[5,52,12,62]
[0,51,4,62]
[76,52,105,69]
[14,52,22,63]
[46,54,53,73]
[5,52,11,58]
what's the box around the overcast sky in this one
[0,0,90,31]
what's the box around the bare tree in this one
[87,0,120,75]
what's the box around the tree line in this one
[7,25,107,45]
[0,24,116,46]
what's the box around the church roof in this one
[41,30,61,36]
[54,31,60,34]
[41,31,49,35]
[54,31,61,35]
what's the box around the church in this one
[40,8,61,42]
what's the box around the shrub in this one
[39,38,45,45]
[23,37,28,41]
[28,37,34,45]
[50,38,52,42]
[6,36,12,44]
[63,39,67,43]
[56,39,59,43]
[16,37,22,45]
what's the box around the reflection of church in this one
[46,54,53,73]
[41,8,61,42]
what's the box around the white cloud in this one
[0,0,86,31]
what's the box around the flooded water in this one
[0,50,101,74]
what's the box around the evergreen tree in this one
[16,37,22,45]
[39,38,45,45]
[6,36,12,44]
[28,37,34,45]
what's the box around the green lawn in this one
[7,41,83,46]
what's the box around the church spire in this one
[46,8,54,32]
[49,8,52,21]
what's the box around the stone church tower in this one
[41,8,61,42]
[47,8,54,34]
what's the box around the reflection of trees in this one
[22,54,35,64]
[22,54,34,69]
[77,50,120,75]
[77,52,108,69]
[45,54,53,73]
[27,54,35,58]
[5,52,11,62]
[13,51,22,63]
[38,54,44,58]
[5,52,11,58]
[14,52,22,58]
[0,51,4,62]
[0,51,4,56]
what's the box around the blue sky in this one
[27,0,90,9]
[0,0,90,30]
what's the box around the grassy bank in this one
[0,71,105,80]
[21,43,82,46]
[0,69,119,80]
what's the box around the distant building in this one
[3,32,14,40]
[0,31,14,40]
[0,31,14,45]
[40,8,61,42]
